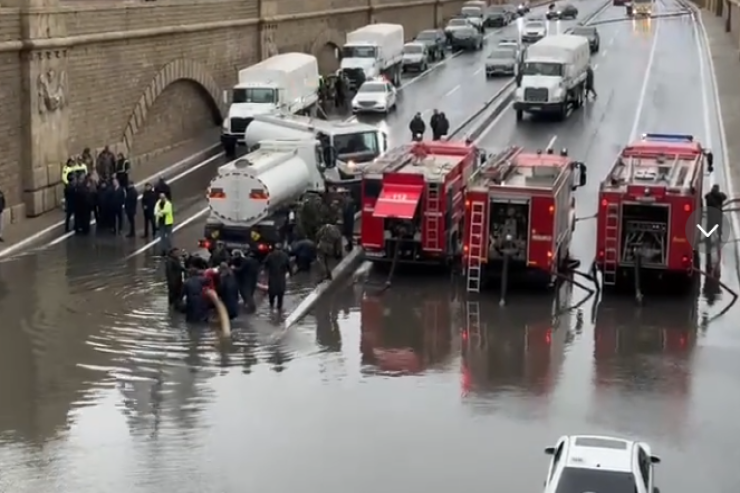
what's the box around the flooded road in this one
[4,1,739,492]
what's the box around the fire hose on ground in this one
[203,288,232,339]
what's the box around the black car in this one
[516,2,531,15]
[547,3,578,19]
[414,29,447,61]
[567,25,600,52]
[485,6,510,27]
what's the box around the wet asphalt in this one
[3,1,738,491]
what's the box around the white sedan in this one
[543,435,661,493]
[351,78,397,114]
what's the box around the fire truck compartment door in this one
[373,183,423,219]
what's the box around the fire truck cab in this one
[596,133,710,289]
[463,147,587,292]
[360,141,478,264]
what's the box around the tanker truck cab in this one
[514,34,590,121]
[340,23,405,90]
[221,53,321,158]
[202,139,325,256]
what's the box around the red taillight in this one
[258,243,268,252]
[548,204,555,214]
[199,239,211,249]
[601,199,608,207]
[684,203,691,213]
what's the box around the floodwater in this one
[2,1,740,492]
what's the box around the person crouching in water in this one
[291,238,317,272]
[217,262,240,320]
[183,268,209,323]
[264,243,292,311]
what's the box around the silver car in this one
[485,47,519,77]
[402,42,429,72]
[522,20,547,43]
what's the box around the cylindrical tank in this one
[208,154,311,223]
[245,121,314,150]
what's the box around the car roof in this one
[563,436,635,473]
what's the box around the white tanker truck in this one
[202,139,325,256]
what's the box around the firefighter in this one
[409,112,426,141]
[705,184,727,243]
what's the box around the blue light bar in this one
[641,133,694,143]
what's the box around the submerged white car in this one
[351,78,397,114]
[543,435,661,493]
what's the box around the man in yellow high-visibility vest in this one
[154,192,174,255]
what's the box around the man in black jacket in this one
[124,184,138,237]
[409,112,426,141]
[141,182,157,238]
[110,178,126,235]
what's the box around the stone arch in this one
[122,59,223,155]
[309,29,344,75]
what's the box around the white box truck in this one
[221,52,320,157]
[514,34,590,121]
[340,23,405,91]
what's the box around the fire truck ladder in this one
[603,203,620,286]
[425,183,442,252]
[465,301,483,348]
[466,201,486,293]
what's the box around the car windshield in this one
[522,62,563,76]
[359,83,385,93]
[462,6,483,16]
[449,19,468,26]
[570,27,594,35]
[526,21,545,28]
[416,30,437,40]
[489,49,515,59]
[404,44,423,54]
[554,467,638,493]
[232,87,276,104]
[333,131,380,157]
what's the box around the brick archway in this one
[309,29,344,75]
[122,59,222,154]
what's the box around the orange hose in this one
[203,288,231,338]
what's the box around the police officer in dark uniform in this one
[111,178,126,235]
[164,248,185,308]
[141,182,158,238]
[409,112,426,141]
[124,184,138,237]
[264,243,292,311]
[430,110,442,141]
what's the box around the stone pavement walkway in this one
[0,130,220,249]
[701,9,740,195]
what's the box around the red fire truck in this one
[462,147,587,292]
[461,299,570,396]
[595,133,711,290]
[360,141,478,265]
[360,287,452,375]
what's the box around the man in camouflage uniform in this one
[315,223,342,280]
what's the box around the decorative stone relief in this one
[37,68,67,114]
[262,27,279,59]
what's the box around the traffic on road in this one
[2,0,739,492]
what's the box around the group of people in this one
[318,74,350,115]
[163,189,357,324]
[62,146,175,251]
[409,109,451,141]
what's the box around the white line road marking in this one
[628,17,662,141]
[125,207,210,259]
[594,63,599,70]
[445,85,461,97]
[546,135,558,150]
[601,49,608,57]
[697,224,718,237]
[473,67,483,76]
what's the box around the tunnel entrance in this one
[130,80,221,158]
[317,42,340,75]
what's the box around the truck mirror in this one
[706,151,714,172]
[579,163,587,187]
